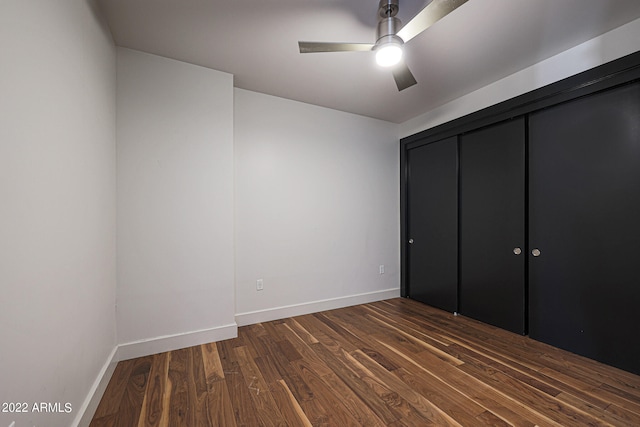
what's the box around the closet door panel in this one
[529,82,640,375]
[407,137,458,312]
[460,118,526,334]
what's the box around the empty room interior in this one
[2,0,640,426]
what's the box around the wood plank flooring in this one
[90,298,640,426]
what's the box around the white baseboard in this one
[74,290,399,425]
[235,288,400,326]
[115,323,238,361]
[73,323,237,426]
[72,346,119,427]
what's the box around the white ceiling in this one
[97,0,640,123]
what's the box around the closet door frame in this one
[400,50,640,298]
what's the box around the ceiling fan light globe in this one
[376,44,403,67]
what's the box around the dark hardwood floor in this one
[90,298,640,426]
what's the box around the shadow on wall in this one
[86,0,113,39]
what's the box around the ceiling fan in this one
[298,0,468,91]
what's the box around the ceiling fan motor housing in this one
[376,0,403,47]
[376,18,402,44]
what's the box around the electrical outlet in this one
[256,279,264,291]
[379,265,385,274]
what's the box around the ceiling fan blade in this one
[298,41,375,53]
[397,0,468,43]
[392,60,417,91]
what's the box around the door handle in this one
[513,247,522,255]
[408,239,414,244]
[532,248,541,257]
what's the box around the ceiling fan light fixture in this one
[375,9,403,68]
[298,0,470,91]
[375,42,403,67]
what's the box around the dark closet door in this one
[407,137,458,312]
[529,82,640,375]
[459,118,526,334]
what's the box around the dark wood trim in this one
[400,49,640,298]
[523,114,530,335]
[455,135,461,315]
[399,141,407,297]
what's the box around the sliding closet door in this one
[459,118,526,334]
[407,137,458,312]
[529,82,640,375]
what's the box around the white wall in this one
[400,17,640,138]
[116,48,236,358]
[0,1,117,427]
[234,89,400,324]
